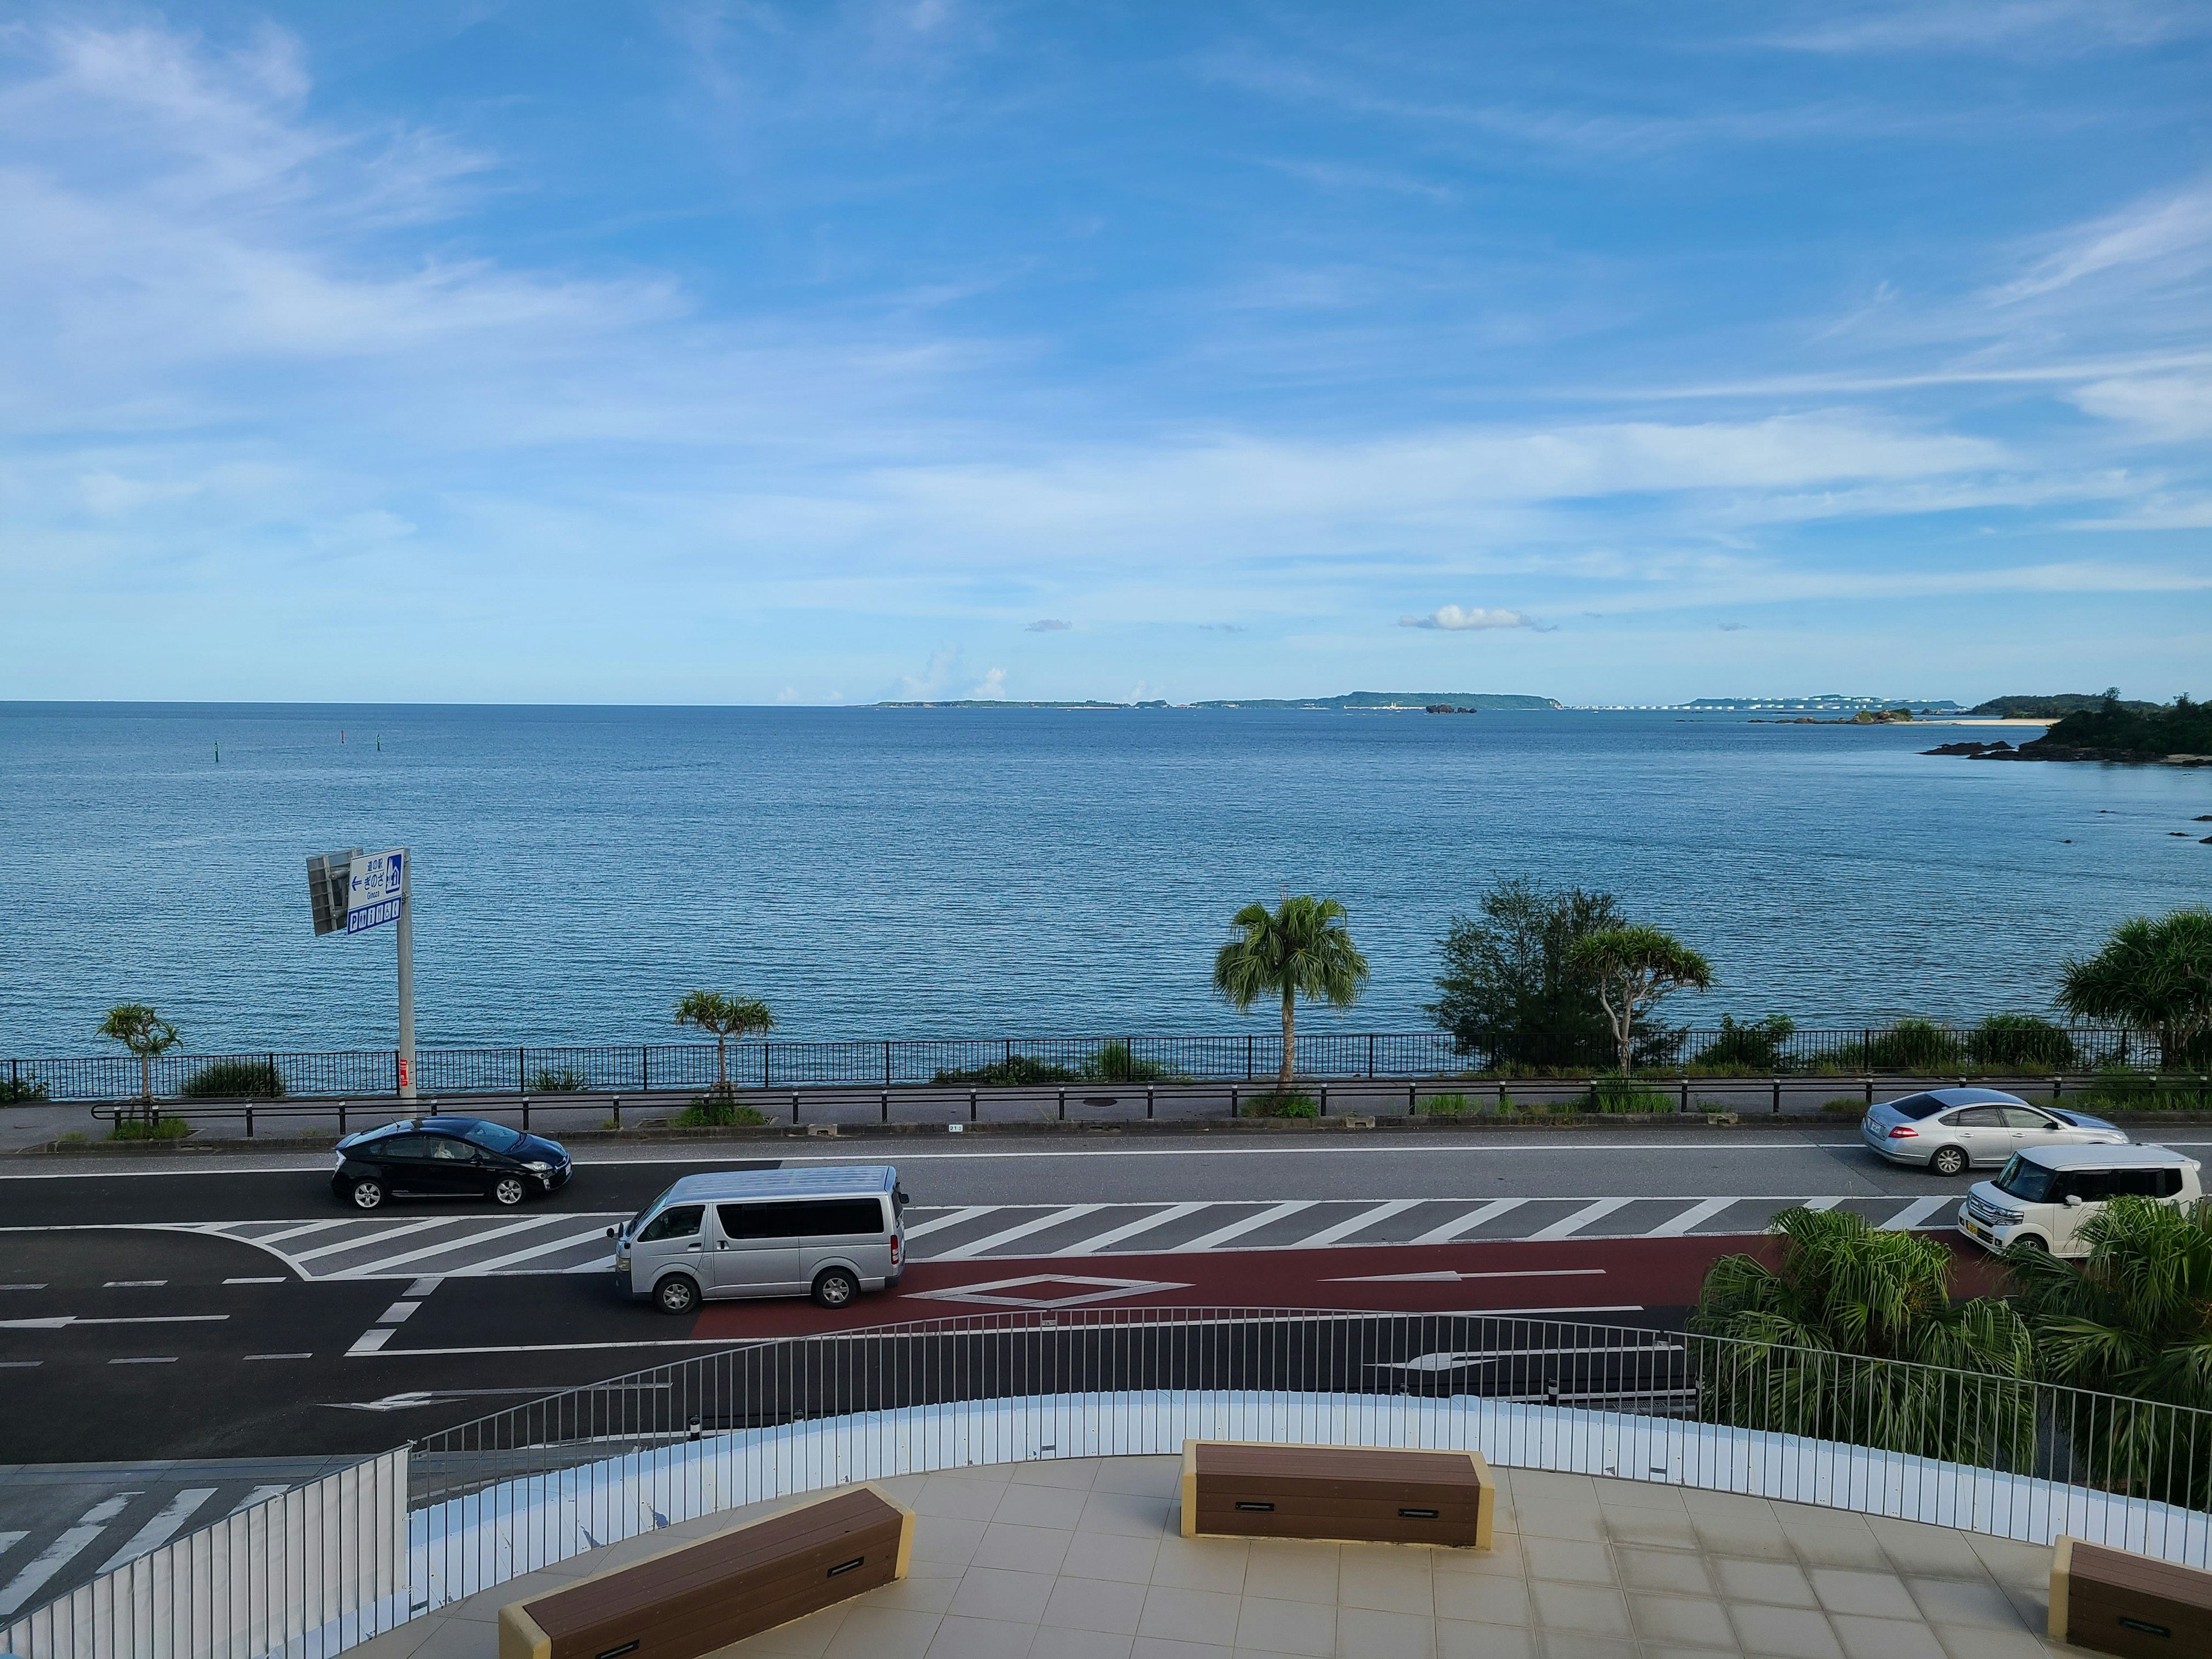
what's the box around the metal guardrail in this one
[9,1309,2209,1656]
[3,1023,2165,1104]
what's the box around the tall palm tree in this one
[1693,1207,2033,1464]
[2058,908,2212,1068]
[1566,925,1713,1078]
[1213,895,1369,1093]
[2003,1197,2212,1506]
[99,1003,180,1120]
[673,991,775,1096]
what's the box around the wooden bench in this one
[2050,1536,2212,1658]
[1179,1440,1493,1549]
[498,1484,912,1659]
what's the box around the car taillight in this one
[1887,1124,1919,1139]
[890,1234,902,1266]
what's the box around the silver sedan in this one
[1860,1087,2126,1177]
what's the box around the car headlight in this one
[524,1160,552,1172]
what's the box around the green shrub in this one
[676,1096,771,1127]
[1587,1077,1674,1112]
[532,1067,585,1093]
[1966,1014,2077,1070]
[0,1076,50,1103]
[1693,1015,1796,1074]
[2077,1069,2212,1111]
[109,1117,191,1141]
[1081,1042,1183,1082]
[1240,1090,1319,1119]
[1419,1092,1475,1115]
[1863,1018,1963,1073]
[179,1059,285,1099]
[933,1056,1080,1087]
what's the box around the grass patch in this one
[1418,1091,1476,1115]
[2074,1070,2212,1111]
[1586,1077,1675,1113]
[676,1094,771,1127]
[1822,1097,1869,1116]
[179,1059,284,1099]
[1240,1090,1319,1119]
[0,1076,51,1103]
[532,1067,585,1093]
[109,1117,191,1141]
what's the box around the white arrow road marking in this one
[96,1488,215,1574]
[1285,1200,1423,1251]
[0,1315,228,1330]
[1528,1198,1637,1241]
[1175,1202,1317,1252]
[1048,1204,1208,1257]
[1646,1198,1740,1237]
[936,1206,1108,1261]
[1325,1268,1608,1285]
[0,1495,135,1616]
[1408,1199,1528,1244]
[900,1206,995,1241]
[1881,1196,1956,1230]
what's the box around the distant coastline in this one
[874,690,1563,710]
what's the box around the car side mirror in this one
[606,1225,618,1238]
[2063,1194,2084,1208]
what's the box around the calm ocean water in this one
[3,703,2209,1058]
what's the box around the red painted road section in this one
[689,1233,1786,1340]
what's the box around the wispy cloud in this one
[1770,1,2189,55]
[1399,605,1533,631]
[1025,617,1071,631]
[1989,177,2212,302]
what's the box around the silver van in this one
[611,1165,907,1315]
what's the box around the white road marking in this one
[1408,1199,1528,1244]
[347,1328,396,1355]
[1284,1200,1422,1251]
[404,1276,443,1297]
[1882,1196,1957,1230]
[229,1485,293,1514]
[440,1227,611,1276]
[0,1532,23,1560]
[900,1206,994,1241]
[336,1213,576,1278]
[108,1357,177,1365]
[0,1284,46,1290]
[243,1353,312,1361]
[1048,1203,1209,1257]
[1801,1196,1842,1211]
[249,1219,363,1246]
[1528,1198,1637,1241]
[1326,1268,1607,1285]
[96,1488,215,1574]
[1176,1201,1316,1252]
[376,1301,420,1324]
[0,1496,134,1616]
[935,1205,1108,1262]
[1646,1198,1739,1237]
[0,1315,228,1330]
[0,1362,37,1369]
[101,1280,165,1287]
[224,1277,286,1285]
[286,1218,456,1264]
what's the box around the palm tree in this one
[1692,1207,2033,1464]
[1566,925,1713,1077]
[1213,895,1370,1094]
[99,1003,180,1120]
[673,991,775,1097]
[2058,908,2212,1068]
[2002,1198,2212,1506]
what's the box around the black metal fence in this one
[2,1023,2161,1104]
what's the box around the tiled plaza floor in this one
[353,1455,2105,1659]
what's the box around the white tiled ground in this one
[351,1456,2109,1659]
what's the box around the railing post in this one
[763,1043,771,1089]
[1772,1076,1782,1116]
[246,1102,253,1138]
[1145,1084,1154,1120]
[612,1096,622,1129]
[1319,1084,1328,1116]
[1408,1084,1416,1116]
[1247,1035,1253,1080]
[340,1100,347,1134]
[969,1088,979,1123]
[518,1046,526,1092]
[522,1095,531,1131]
[884,1041,892,1087]
[642,1044,650,1092]
[1679,1076,1690,1115]
[1368,1035,1375,1078]
[1863,1075,1874,1107]
[1057,1086,1066,1122]
[880,1088,889,1124]
[1230,1084,1240,1118]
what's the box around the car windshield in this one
[453,1120,525,1154]
[627,1183,677,1237]
[1995,1157,2059,1202]
[1884,1093,1949,1120]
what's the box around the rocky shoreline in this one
[1925,738,2212,766]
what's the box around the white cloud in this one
[2071,374,2212,439]
[1399,605,1532,631]
[969,666,1007,699]
[1025,617,1071,631]
[1771,1,2186,54]
[1989,179,2212,302]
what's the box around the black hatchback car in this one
[331,1116,573,1210]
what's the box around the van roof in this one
[2016,1143,2199,1171]
[662,1165,897,1202]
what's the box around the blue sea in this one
[2,703,2209,1058]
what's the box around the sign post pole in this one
[312,846,415,1101]
[396,855,416,1101]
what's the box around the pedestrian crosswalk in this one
[179,1191,1961,1282]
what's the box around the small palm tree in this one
[673,991,775,1097]
[2058,908,2212,1068]
[1213,895,1369,1093]
[99,1003,181,1119]
[1567,925,1713,1077]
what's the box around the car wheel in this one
[349,1179,386,1211]
[2012,1234,2050,1253]
[655,1275,700,1316]
[812,1268,859,1309]
[1930,1146,1968,1177]
[491,1175,528,1207]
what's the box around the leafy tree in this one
[1213,895,1369,1093]
[1567,926,1713,1077]
[1693,1207,2034,1464]
[673,991,775,1097]
[2058,908,2212,1067]
[1426,879,1627,1068]
[2003,1198,2212,1506]
[99,1003,180,1117]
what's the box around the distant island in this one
[874,690,1560,710]
[1927,694,2212,766]
[1964,691,2162,718]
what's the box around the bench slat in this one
[1181,1440,1493,1551]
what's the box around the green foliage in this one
[674,990,776,1094]
[2059,908,2212,1068]
[1821,1097,1868,1115]
[1967,692,2160,718]
[1418,1091,1475,1115]
[2077,1069,2212,1111]
[1861,1017,1963,1073]
[1965,1014,2077,1070]
[0,1076,50,1103]
[99,1002,180,1105]
[933,1056,1080,1087]
[1569,925,1714,1078]
[1694,1014,1797,1073]
[532,1067,585,1093]
[1692,1208,2035,1465]
[1240,1090,1319,1119]
[1214,895,1369,1089]
[1082,1041,1181,1082]
[1586,1077,1674,1112]
[2003,1198,2212,1506]
[1426,879,1624,1069]
[108,1116,191,1141]
[676,1096,771,1127]
[179,1059,285,1099]
[2039,692,2212,757]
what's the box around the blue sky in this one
[3,3,2209,706]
